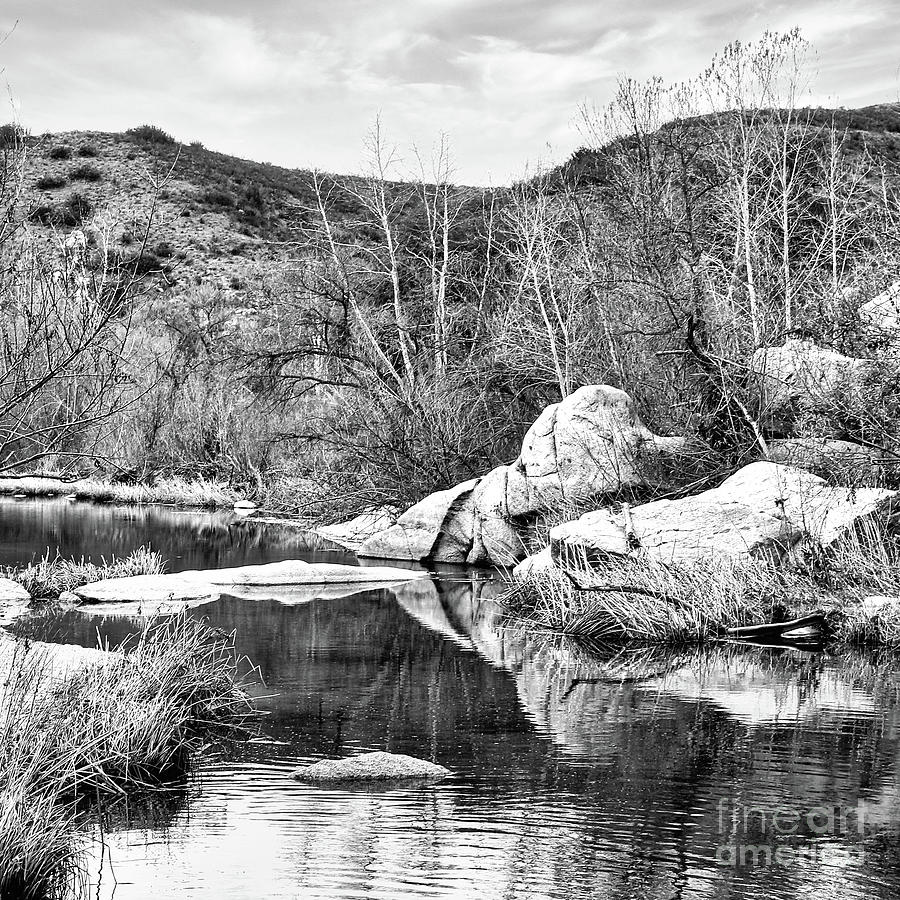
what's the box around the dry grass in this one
[4,547,166,600]
[503,529,900,647]
[0,617,251,898]
[0,475,239,508]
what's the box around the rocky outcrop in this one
[750,339,872,434]
[292,751,451,782]
[766,438,881,482]
[859,282,900,343]
[74,560,428,604]
[359,385,693,566]
[520,461,899,571]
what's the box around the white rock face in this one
[313,509,396,551]
[859,282,900,341]
[359,385,690,566]
[750,339,872,433]
[292,751,451,782]
[767,438,880,481]
[517,461,899,573]
[75,560,428,604]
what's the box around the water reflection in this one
[5,501,900,898]
[0,497,354,570]
[14,585,900,900]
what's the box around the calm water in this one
[6,497,900,899]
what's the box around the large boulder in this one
[527,461,899,571]
[509,385,687,512]
[359,385,692,566]
[312,508,397,552]
[750,339,872,434]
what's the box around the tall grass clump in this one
[0,617,251,896]
[503,525,900,647]
[502,553,813,644]
[4,547,166,600]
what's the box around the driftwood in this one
[726,611,827,641]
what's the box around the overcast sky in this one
[1,1,898,184]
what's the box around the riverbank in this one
[0,475,241,509]
[501,535,900,648]
[0,617,250,898]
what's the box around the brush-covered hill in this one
[12,124,491,297]
[13,125,362,293]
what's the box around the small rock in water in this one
[292,751,451,782]
[233,499,258,511]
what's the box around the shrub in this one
[48,145,72,160]
[0,123,23,150]
[155,241,173,258]
[60,193,93,226]
[28,203,54,226]
[35,174,67,190]
[126,124,176,144]
[189,140,204,150]
[77,144,98,157]
[69,163,102,182]
[200,188,235,208]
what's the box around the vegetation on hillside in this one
[1,31,900,517]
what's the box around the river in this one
[4,496,900,899]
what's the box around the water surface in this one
[6,498,900,899]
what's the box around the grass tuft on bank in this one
[4,547,166,600]
[0,616,251,898]
[502,531,900,648]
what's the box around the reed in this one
[4,547,167,600]
[502,529,900,647]
[0,617,251,897]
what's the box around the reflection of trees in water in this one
[20,575,900,899]
[0,498,354,570]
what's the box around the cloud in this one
[0,0,896,184]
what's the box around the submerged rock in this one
[292,751,451,782]
[75,560,428,604]
[359,385,692,566]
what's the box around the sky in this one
[0,0,898,185]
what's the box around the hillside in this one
[15,127,341,292]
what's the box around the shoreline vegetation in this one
[0,617,251,899]
[0,475,241,510]
[501,533,900,649]
[3,547,166,600]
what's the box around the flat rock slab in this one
[292,751,451,783]
[0,577,29,602]
[75,560,428,604]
